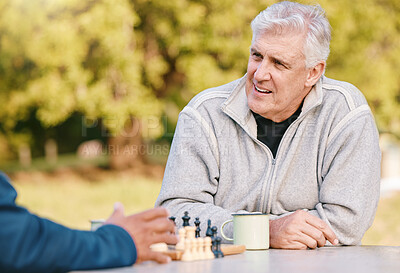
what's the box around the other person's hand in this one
[269,210,338,249]
[105,203,178,263]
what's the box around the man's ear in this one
[305,61,325,87]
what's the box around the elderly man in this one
[156,1,380,249]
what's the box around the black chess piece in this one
[169,216,176,226]
[211,226,218,239]
[182,211,190,227]
[194,217,201,238]
[211,225,218,253]
[213,237,224,258]
[206,219,213,237]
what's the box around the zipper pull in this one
[272,158,276,165]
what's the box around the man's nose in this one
[254,60,272,82]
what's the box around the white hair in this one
[251,1,331,68]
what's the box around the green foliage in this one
[0,0,161,155]
[0,0,399,160]
[321,0,400,137]
[130,0,269,130]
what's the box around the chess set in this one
[150,211,245,262]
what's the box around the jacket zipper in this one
[222,88,321,213]
[263,112,310,213]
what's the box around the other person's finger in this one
[140,207,170,221]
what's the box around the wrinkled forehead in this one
[251,29,307,61]
[252,25,307,44]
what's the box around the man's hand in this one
[105,203,178,264]
[270,210,339,249]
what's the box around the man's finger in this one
[114,202,124,212]
[300,225,326,247]
[287,241,308,250]
[299,232,320,249]
[139,207,170,221]
[148,218,176,234]
[107,202,125,221]
[149,232,178,245]
[305,215,338,245]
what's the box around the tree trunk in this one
[44,139,58,164]
[108,117,145,170]
[18,144,31,168]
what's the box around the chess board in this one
[157,212,246,262]
[163,244,246,261]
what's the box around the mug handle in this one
[220,219,234,241]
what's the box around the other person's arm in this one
[0,172,177,273]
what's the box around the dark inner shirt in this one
[253,104,302,158]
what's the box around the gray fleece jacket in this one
[155,75,381,245]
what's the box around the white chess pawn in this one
[150,242,168,252]
[197,237,205,260]
[181,238,193,262]
[204,237,214,260]
[191,238,199,260]
[185,226,196,239]
[176,228,186,251]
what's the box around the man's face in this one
[245,30,314,122]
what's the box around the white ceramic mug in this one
[221,213,269,250]
[90,219,105,231]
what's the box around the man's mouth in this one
[255,85,272,94]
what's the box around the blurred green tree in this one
[0,0,161,168]
[0,0,399,167]
[129,0,268,139]
[131,0,400,140]
[322,0,400,138]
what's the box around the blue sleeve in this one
[0,172,137,273]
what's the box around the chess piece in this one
[150,242,168,252]
[213,237,224,258]
[181,238,193,262]
[182,211,190,227]
[185,226,196,240]
[169,216,176,225]
[211,226,218,239]
[205,219,213,237]
[211,226,218,255]
[197,237,205,260]
[176,228,186,251]
[191,238,199,260]
[194,217,201,238]
[204,237,214,260]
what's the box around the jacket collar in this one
[221,75,324,138]
[302,76,324,115]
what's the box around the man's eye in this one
[274,59,288,69]
[252,52,262,58]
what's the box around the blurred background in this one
[0,0,399,245]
